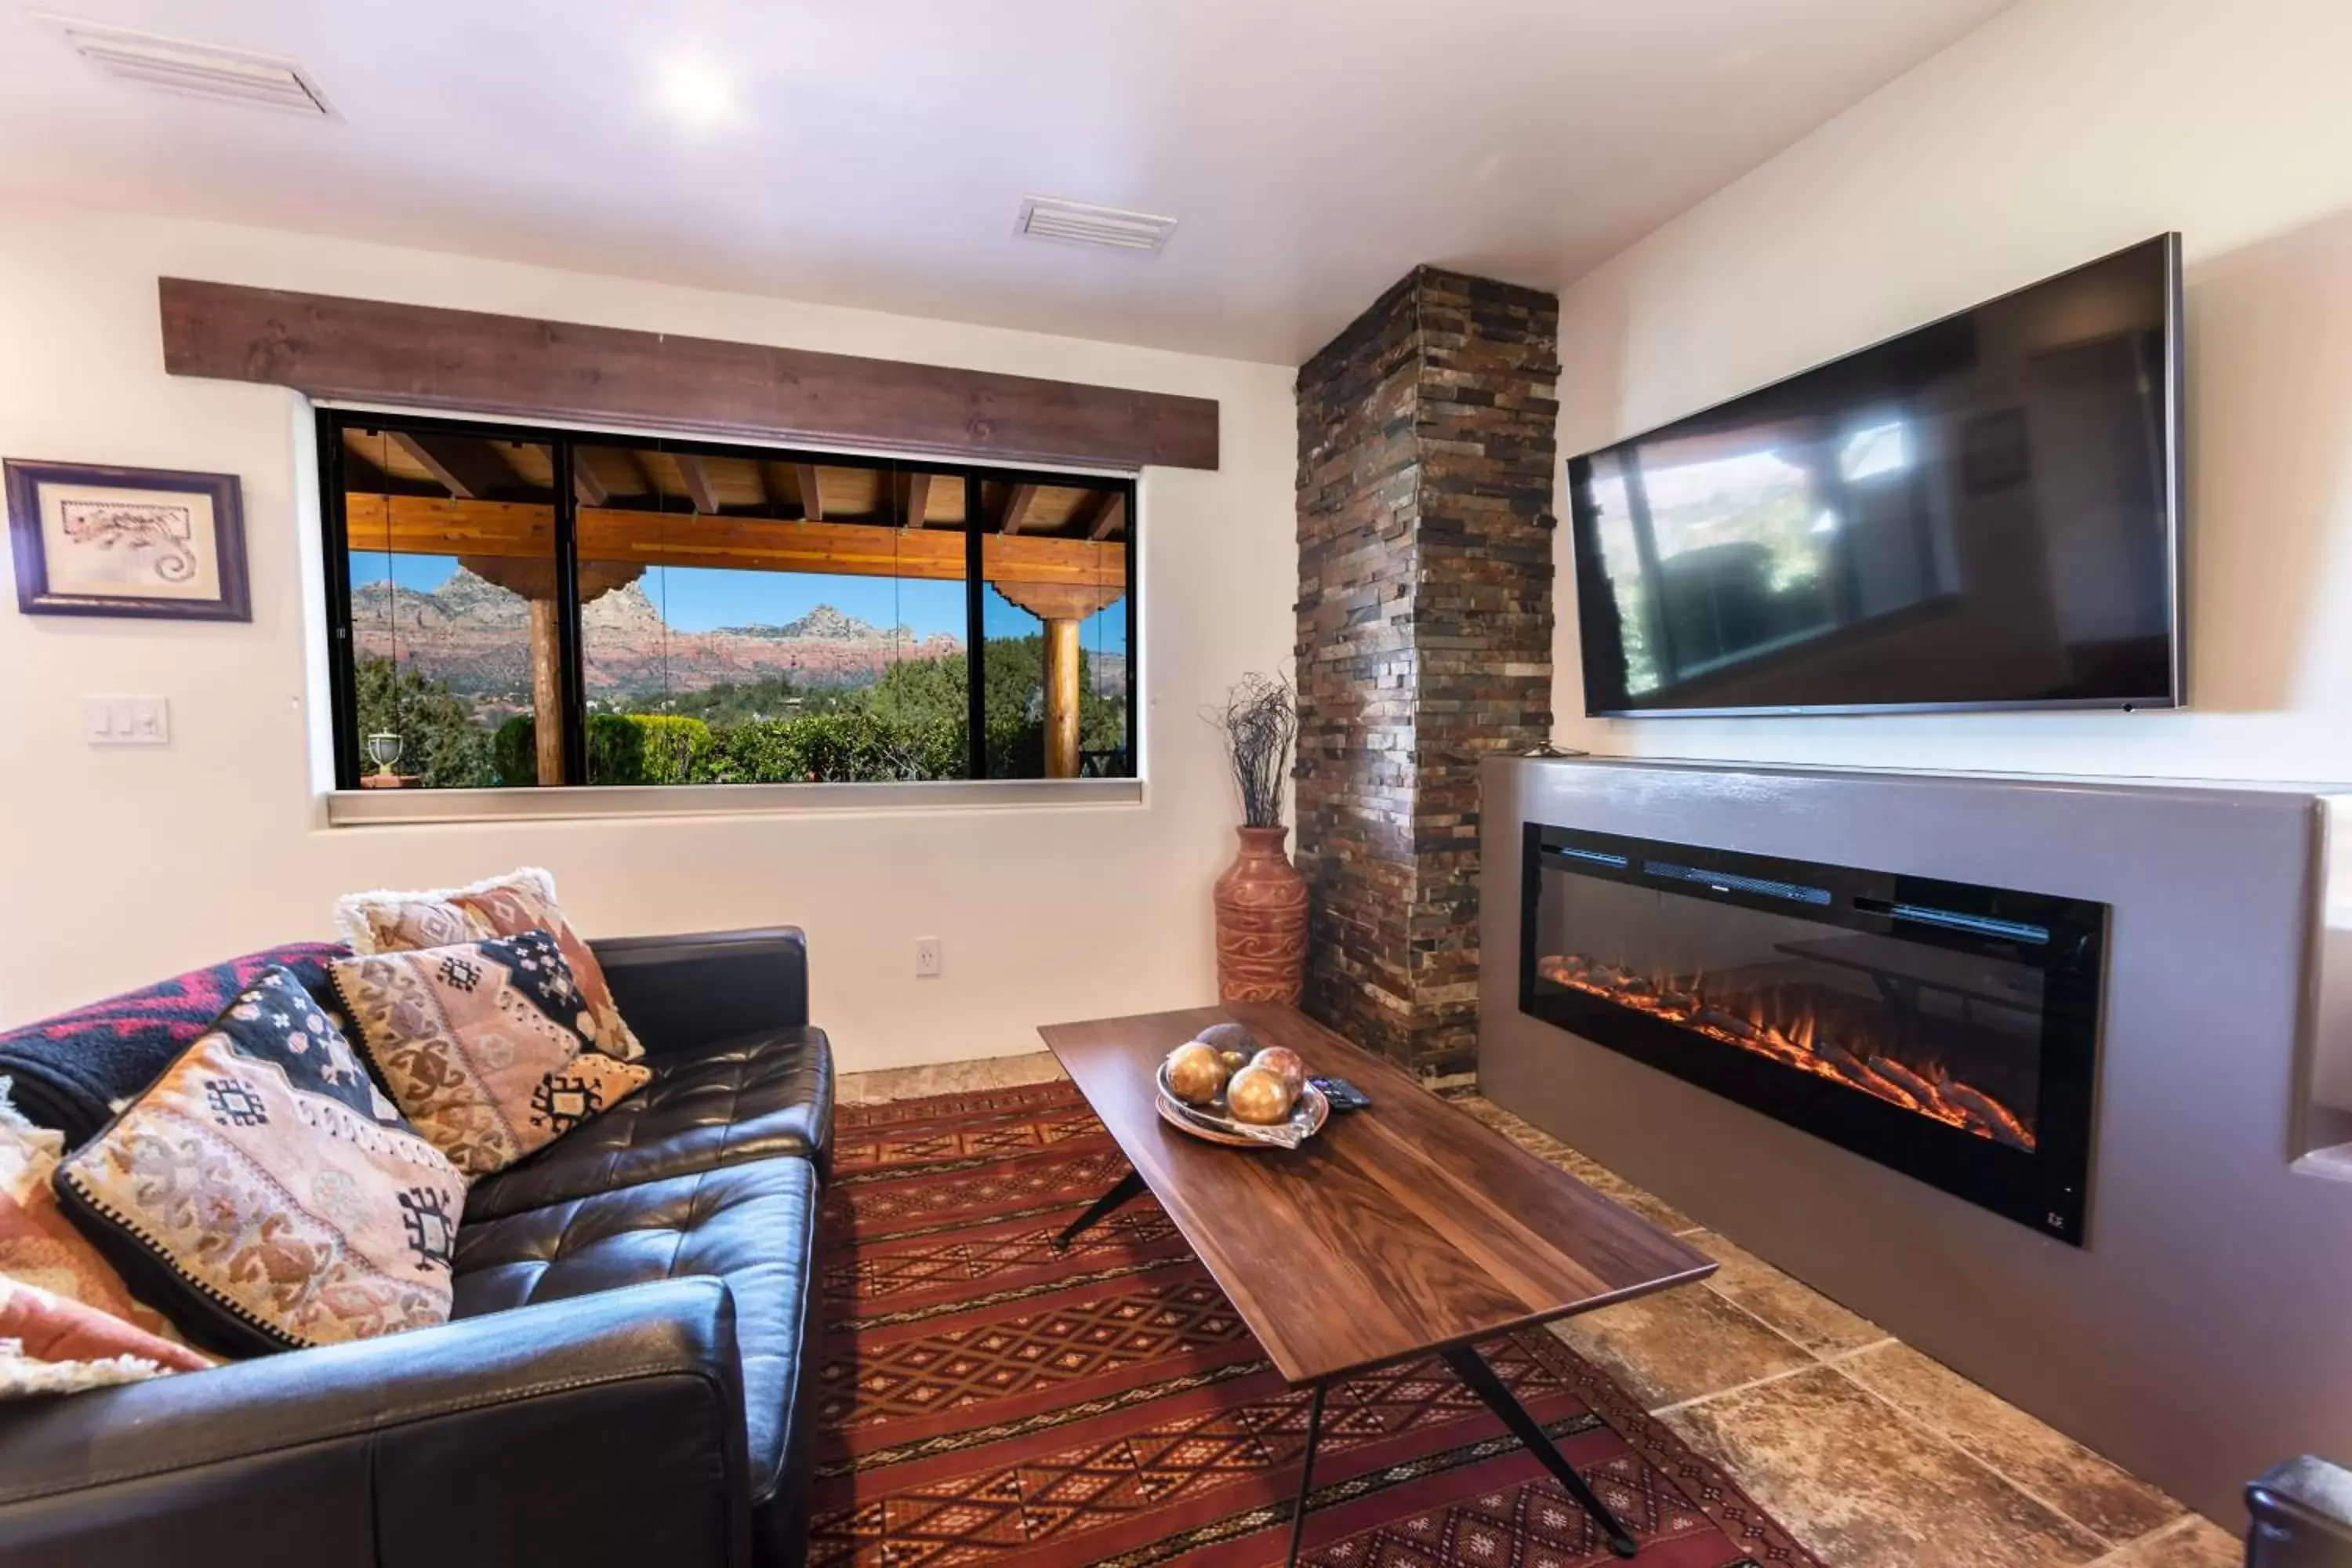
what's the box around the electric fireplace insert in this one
[1520,824,2103,1242]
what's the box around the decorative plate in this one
[1154,1062,1329,1150]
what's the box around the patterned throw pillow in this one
[0,1083,187,1345]
[54,967,463,1358]
[335,869,643,1061]
[331,932,651,1180]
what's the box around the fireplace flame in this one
[1537,953,2035,1151]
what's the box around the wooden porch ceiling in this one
[342,430,1127,540]
[342,493,1125,592]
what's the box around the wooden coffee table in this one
[1037,1001,1716,1563]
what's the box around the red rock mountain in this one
[351,570,965,699]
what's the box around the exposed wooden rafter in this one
[794,463,824,522]
[390,430,518,500]
[902,471,933,529]
[619,448,659,498]
[999,483,1040,535]
[571,459,609,509]
[1084,492,1127,540]
[673,453,721,515]
[338,440,392,492]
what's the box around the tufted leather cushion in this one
[452,1160,815,1526]
[463,1028,833,1223]
[591,929,808,1055]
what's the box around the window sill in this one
[325,777,1145,826]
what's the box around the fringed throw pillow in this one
[54,967,463,1358]
[333,868,643,1060]
[0,1080,188,1346]
[331,931,651,1180]
[0,1278,211,1400]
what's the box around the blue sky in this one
[353,554,1125,652]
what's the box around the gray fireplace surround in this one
[1479,754,2352,1526]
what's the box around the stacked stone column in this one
[1294,267,1558,1076]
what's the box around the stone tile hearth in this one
[1839,1344,2183,1543]
[833,1051,1069,1105]
[1452,1091,2238,1568]
[837,1054,2242,1568]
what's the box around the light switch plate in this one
[914,937,942,978]
[83,696,170,746]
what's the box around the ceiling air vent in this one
[38,15,334,116]
[1017,197,1177,254]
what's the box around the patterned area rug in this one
[810,1080,1822,1567]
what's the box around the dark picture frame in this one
[5,459,250,621]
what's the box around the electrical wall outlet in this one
[914,937,942,978]
[82,696,169,746]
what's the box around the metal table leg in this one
[1441,1344,1639,1559]
[1050,1169,1146,1250]
[1285,1380,1327,1567]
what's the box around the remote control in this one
[1311,1076,1372,1112]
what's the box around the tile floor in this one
[836,1053,2243,1568]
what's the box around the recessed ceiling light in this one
[35,13,333,116]
[1018,197,1178,255]
[655,56,736,129]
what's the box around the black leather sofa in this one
[0,927,831,1568]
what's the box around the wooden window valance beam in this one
[157,278,1219,472]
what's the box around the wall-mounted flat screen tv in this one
[1567,234,2183,717]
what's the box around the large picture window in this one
[321,412,1134,793]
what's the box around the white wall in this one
[0,200,1298,1064]
[1552,0,2352,784]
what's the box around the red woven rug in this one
[809,1080,1820,1567]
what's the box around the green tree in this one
[489,644,1125,789]
[866,654,970,729]
[353,657,496,788]
[494,713,712,785]
[975,636,1125,775]
[860,643,1120,775]
[689,710,964,784]
[615,673,805,727]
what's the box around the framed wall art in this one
[5,459,249,621]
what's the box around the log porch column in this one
[1045,616,1083,777]
[993,582,1127,779]
[459,556,645,784]
[527,598,564,783]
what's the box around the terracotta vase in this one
[1213,826,1310,1004]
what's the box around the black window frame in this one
[318,408,1139,792]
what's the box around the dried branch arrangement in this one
[1208,673,1298,829]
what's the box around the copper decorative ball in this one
[1225,1064,1296,1124]
[1165,1043,1231,1105]
[1250,1046,1308,1097]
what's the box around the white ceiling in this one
[0,1,2015,365]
